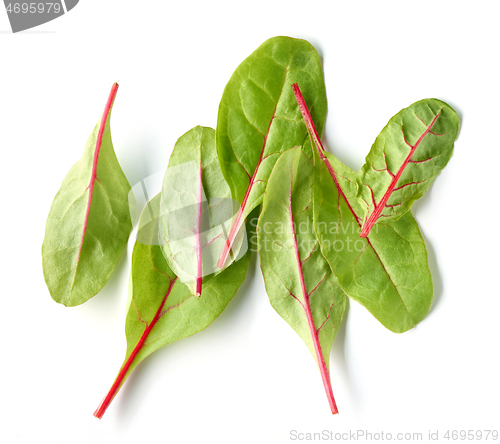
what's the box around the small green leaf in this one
[258,147,346,414]
[94,195,252,419]
[42,83,132,307]
[216,36,327,267]
[357,99,460,236]
[159,126,244,296]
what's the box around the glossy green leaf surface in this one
[258,147,346,414]
[42,84,132,307]
[94,195,252,418]
[159,126,244,296]
[216,36,327,267]
[357,99,459,236]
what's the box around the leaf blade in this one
[159,126,244,295]
[42,83,132,306]
[258,147,346,414]
[293,84,433,333]
[357,99,459,236]
[94,195,252,418]
[216,36,327,267]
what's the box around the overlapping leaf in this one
[293,84,434,333]
[42,83,132,306]
[258,147,346,414]
[216,36,327,267]
[94,195,252,418]
[313,150,433,333]
[158,126,244,296]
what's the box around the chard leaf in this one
[42,83,132,307]
[216,36,327,268]
[257,146,346,414]
[293,84,433,333]
[159,126,245,296]
[94,195,252,419]
[357,99,459,236]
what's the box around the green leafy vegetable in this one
[94,195,252,419]
[357,100,459,237]
[216,36,327,268]
[41,37,460,419]
[159,126,244,296]
[293,83,434,333]
[42,83,132,307]
[258,146,346,414]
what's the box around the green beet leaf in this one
[159,126,245,297]
[94,195,252,419]
[42,83,132,307]
[293,84,433,333]
[357,99,459,237]
[216,36,327,268]
[257,146,346,414]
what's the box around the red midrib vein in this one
[195,160,203,296]
[216,104,278,268]
[292,83,411,317]
[73,83,119,278]
[359,113,441,237]
[93,276,178,419]
[288,165,339,416]
[292,84,360,223]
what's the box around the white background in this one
[1,1,499,443]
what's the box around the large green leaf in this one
[94,195,252,419]
[159,126,244,296]
[357,99,459,236]
[293,83,433,333]
[216,36,327,267]
[42,83,132,307]
[258,147,346,414]
[314,151,432,333]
